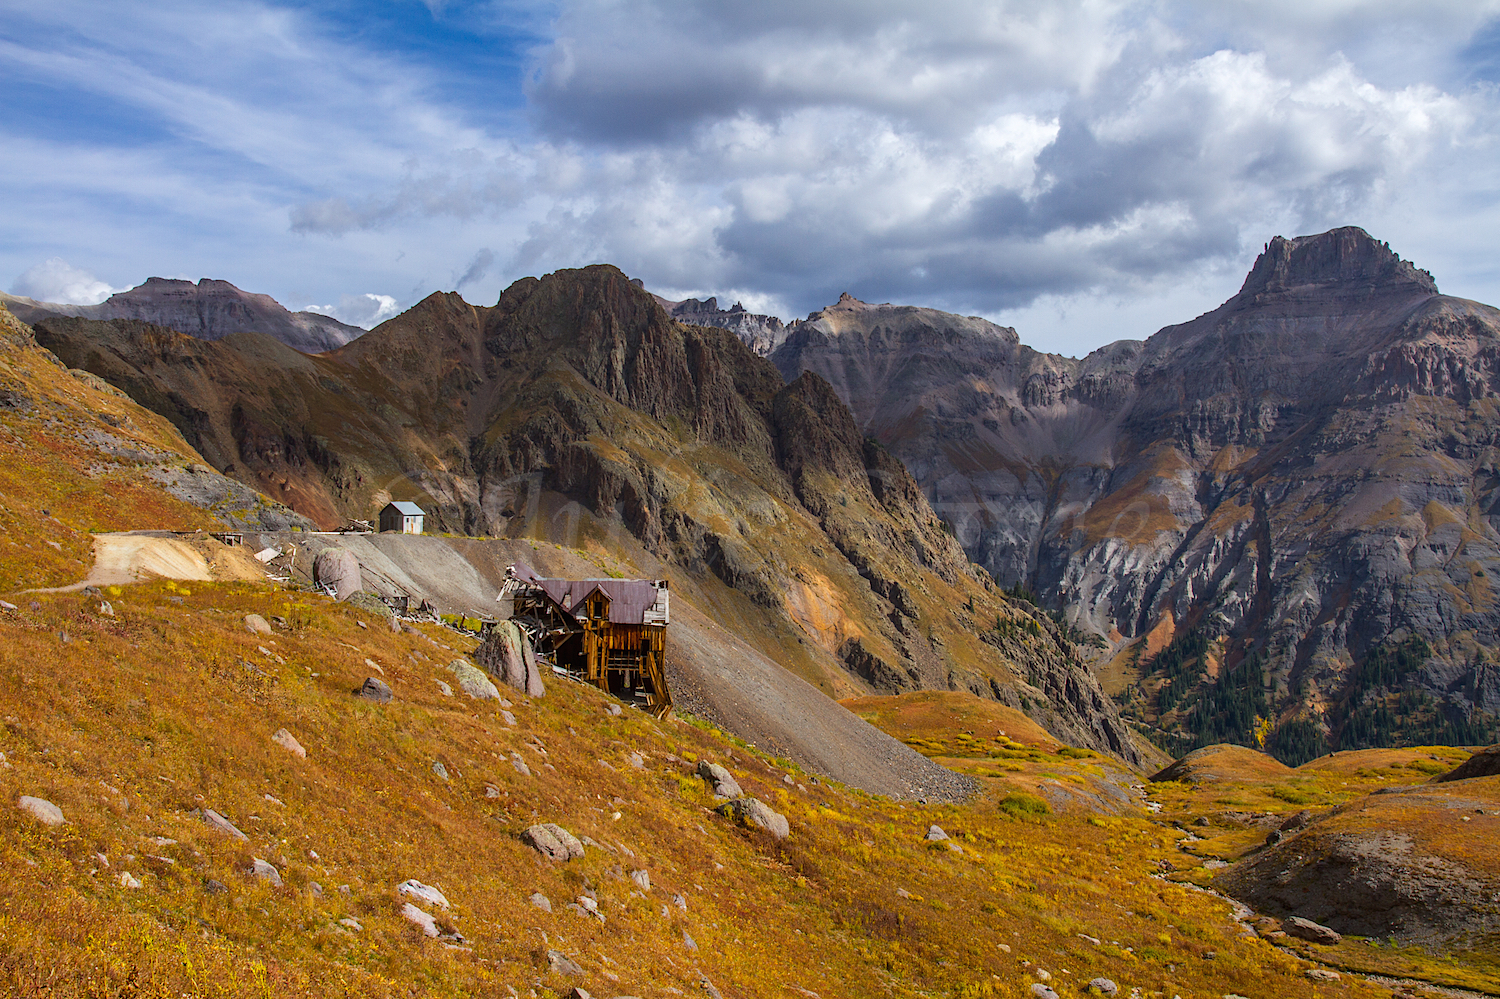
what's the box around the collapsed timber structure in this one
[499,562,672,717]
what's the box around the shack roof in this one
[539,579,662,625]
[509,561,664,626]
[384,501,426,516]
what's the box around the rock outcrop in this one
[653,292,788,357]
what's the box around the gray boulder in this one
[696,760,743,798]
[397,879,450,909]
[1279,809,1313,831]
[354,677,393,703]
[313,547,361,600]
[523,823,585,861]
[202,808,249,841]
[451,659,500,700]
[547,949,584,976]
[18,795,65,827]
[401,902,439,937]
[250,858,282,886]
[272,728,306,758]
[924,825,949,841]
[474,621,545,697]
[1086,978,1118,996]
[1284,915,1342,945]
[716,797,790,839]
[345,590,393,619]
[243,613,273,635]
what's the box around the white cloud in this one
[10,258,124,305]
[306,293,402,329]
[2,0,1499,352]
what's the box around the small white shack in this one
[378,501,426,534]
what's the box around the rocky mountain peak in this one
[1236,226,1438,300]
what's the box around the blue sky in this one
[3,0,1499,355]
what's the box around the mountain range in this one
[29,265,1140,765]
[751,228,1500,758]
[27,226,1500,762]
[3,277,363,354]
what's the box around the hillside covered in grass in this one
[4,577,1407,999]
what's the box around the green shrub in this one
[998,792,1050,819]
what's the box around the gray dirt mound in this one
[1214,792,1500,942]
[1431,745,1500,782]
[241,532,974,802]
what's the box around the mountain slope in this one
[767,228,1500,757]
[31,267,1142,764]
[3,277,362,353]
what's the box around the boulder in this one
[401,902,439,937]
[1086,978,1118,996]
[344,590,393,619]
[716,797,790,839]
[250,858,282,886]
[243,613,273,635]
[529,891,552,912]
[630,869,651,891]
[313,547,361,601]
[271,728,306,758]
[354,677,393,703]
[924,825,949,842]
[1030,985,1059,999]
[523,823,585,861]
[202,808,249,841]
[1279,809,1313,831]
[397,879,450,909]
[451,659,500,700]
[696,760,743,798]
[547,950,584,976]
[17,795,65,827]
[474,621,545,697]
[1284,916,1341,945]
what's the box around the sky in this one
[2,1,1499,357]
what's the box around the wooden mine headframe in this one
[500,562,672,718]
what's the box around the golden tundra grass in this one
[0,574,1400,999]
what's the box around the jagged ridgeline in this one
[30,266,1142,764]
[762,227,1500,761]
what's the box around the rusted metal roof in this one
[536,579,651,624]
[507,563,668,626]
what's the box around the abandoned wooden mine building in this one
[501,562,671,716]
